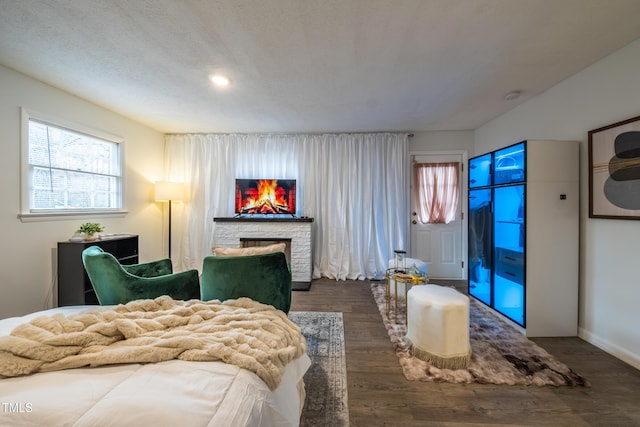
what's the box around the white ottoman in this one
[406,285,471,369]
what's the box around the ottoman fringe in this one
[407,338,472,370]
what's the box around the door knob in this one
[412,220,417,224]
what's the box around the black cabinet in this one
[57,235,138,306]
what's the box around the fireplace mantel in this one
[213,217,314,290]
[214,217,314,223]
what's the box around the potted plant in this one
[77,222,104,241]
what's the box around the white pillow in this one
[213,242,286,256]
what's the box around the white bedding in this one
[0,306,311,427]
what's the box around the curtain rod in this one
[165,131,415,137]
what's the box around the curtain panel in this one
[413,162,460,224]
[164,133,409,280]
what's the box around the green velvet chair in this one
[81,246,200,305]
[200,251,292,313]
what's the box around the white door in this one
[410,153,465,279]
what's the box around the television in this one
[235,179,297,215]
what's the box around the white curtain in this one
[164,133,409,280]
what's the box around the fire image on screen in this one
[235,179,296,215]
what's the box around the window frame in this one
[19,108,128,222]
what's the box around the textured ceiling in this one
[1,0,640,134]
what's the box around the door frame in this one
[408,149,469,280]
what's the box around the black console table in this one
[57,234,138,306]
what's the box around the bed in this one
[0,297,311,427]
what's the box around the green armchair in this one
[200,251,292,313]
[81,246,200,305]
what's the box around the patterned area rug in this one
[371,283,589,387]
[289,311,350,426]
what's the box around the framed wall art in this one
[589,115,640,219]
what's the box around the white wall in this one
[475,38,640,369]
[409,130,474,153]
[0,65,166,318]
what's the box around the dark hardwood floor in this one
[291,278,640,427]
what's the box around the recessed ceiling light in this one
[210,74,230,87]
[503,90,521,101]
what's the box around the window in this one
[413,162,460,224]
[20,109,124,219]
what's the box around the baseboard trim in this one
[578,326,640,370]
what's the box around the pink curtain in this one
[413,162,459,224]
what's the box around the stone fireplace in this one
[213,217,314,289]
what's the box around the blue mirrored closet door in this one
[468,141,527,327]
[469,153,492,188]
[468,188,492,305]
[494,142,525,185]
[493,184,525,325]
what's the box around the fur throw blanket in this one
[0,296,306,390]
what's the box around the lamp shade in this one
[155,181,185,202]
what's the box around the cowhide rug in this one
[371,283,589,387]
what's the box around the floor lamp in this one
[155,181,185,259]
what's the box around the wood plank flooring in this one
[290,278,640,427]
